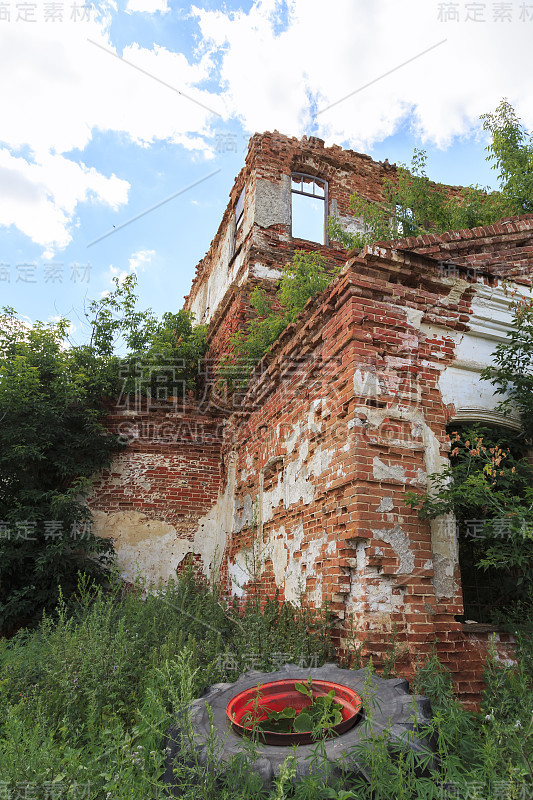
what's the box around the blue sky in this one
[1,0,531,342]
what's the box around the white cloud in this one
[0,2,222,251]
[0,147,129,253]
[0,5,221,157]
[126,0,169,13]
[104,248,156,292]
[3,0,533,256]
[192,0,533,150]
[128,249,156,272]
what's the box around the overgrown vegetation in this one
[0,274,207,633]
[0,311,120,634]
[245,677,345,737]
[222,249,339,385]
[406,423,533,623]
[226,99,533,387]
[328,99,533,249]
[86,272,207,399]
[0,571,532,799]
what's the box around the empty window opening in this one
[395,204,418,237]
[291,173,328,245]
[232,188,245,256]
[235,188,245,231]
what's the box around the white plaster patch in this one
[300,535,324,606]
[271,536,288,587]
[283,523,305,604]
[440,277,469,307]
[405,307,424,329]
[283,438,334,508]
[377,496,394,513]
[252,263,283,281]
[91,509,193,584]
[414,468,428,487]
[234,493,255,532]
[366,578,405,613]
[373,457,406,483]
[194,451,237,578]
[229,548,253,597]
[189,226,247,324]
[354,369,380,397]
[372,524,415,574]
[240,454,254,482]
[310,445,334,478]
[308,400,323,434]
[254,176,291,229]
[262,473,285,523]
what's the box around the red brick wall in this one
[88,404,225,579]
[90,131,533,707]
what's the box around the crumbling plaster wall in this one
[216,254,450,633]
[434,281,529,425]
[206,230,531,709]
[89,129,533,707]
[88,408,226,584]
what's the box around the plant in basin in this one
[251,678,344,738]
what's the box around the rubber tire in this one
[164,662,435,792]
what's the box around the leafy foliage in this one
[405,424,533,621]
[0,310,121,633]
[328,147,512,250]
[329,99,532,250]
[86,273,207,401]
[481,98,533,215]
[481,295,533,441]
[0,570,334,798]
[249,678,344,737]
[0,572,532,798]
[0,275,207,632]
[225,250,339,383]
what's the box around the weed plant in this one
[0,569,531,799]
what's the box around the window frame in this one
[231,188,245,260]
[290,172,329,246]
[235,188,245,232]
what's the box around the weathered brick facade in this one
[89,133,532,706]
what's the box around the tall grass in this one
[0,569,531,799]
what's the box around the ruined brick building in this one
[89,132,533,706]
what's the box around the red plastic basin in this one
[226,678,363,746]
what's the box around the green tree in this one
[329,99,531,249]
[481,98,533,215]
[79,273,207,405]
[0,276,207,632]
[0,311,121,633]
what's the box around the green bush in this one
[0,569,333,798]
